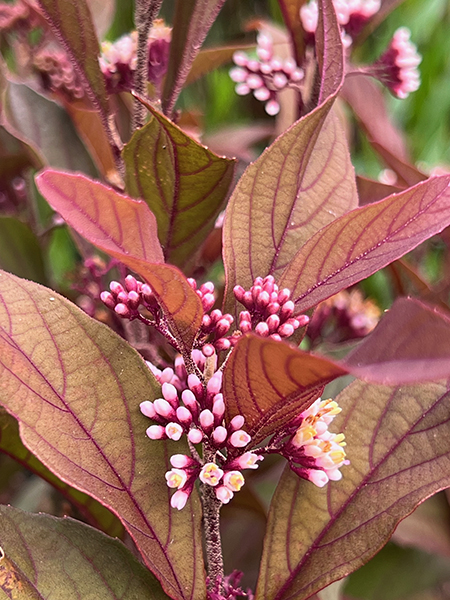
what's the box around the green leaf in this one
[36,0,109,117]
[0,505,170,599]
[255,378,450,600]
[35,169,203,352]
[0,217,47,285]
[162,0,227,115]
[2,82,97,174]
[0,271,205,600]
[223,106,357,314]
[123,102,235,268]
[0,408,123,538]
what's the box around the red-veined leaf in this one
[35,169,203,351]
[162,0,227,116]
[223,335,347,446]
[0,408,123,538]
[279,176,450,313]
[223,106,357,315]
[0,271,205,600]
[0,506,170,599]
[255,377,450,600]
[36,0,109,117]
[123,101,235,268]
[315,0,344,105]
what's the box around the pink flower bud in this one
[229,430,251,448]
[255,322,269,337]
[202,293,215,312]
[127,290,140,310]
[273,72,288,89]
[215,485,233,504]
[256,290,270,310]
[146,425,166,439]
[176,406,192,425]
[270,333,282,341]
[109,281,124,296]
[251,285,262,302]
[162,382,178,406]
[199,409,214,430]
[215,318,231,337]
[210,309,223,323]
[266,302,280,315]
[308,469,329,488]
[207,371,223,395]
[223,313,234,324]
[100,291,116,309]
[187,374,203,399]
[277,288,291,304]
[188,428,203,443]
[212,426,228,445]
[229,415,245,431]
[202,314,212,329]
[141,284,153,303]
[215,338,231,352]
[187,278,197,290]
[160,368,175,384]
[239,311,251,325]
[297,314,310,327]
[124,275,138,292]
[254,86,271,101]
[278,323,295,337]
[182,389,199,413]
[265,99,280,116]
[247,73,263,89]
[242,291,254,310]
[200,281,215,295]
[266,314,280,333]
[171,489,189,510]
[233,285,246,303]
[154,398,175,419]
[170,454,193,468]
[165,422,183,441]
[114,303,130,318]
[202,343,215,357]
[117,291,128,304]
[233,51,248,67]
[280,300,295,321]
[140,400,156,419]
[212,394,225,420]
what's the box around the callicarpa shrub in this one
[1,0,450,599]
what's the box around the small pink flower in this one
[171,489,189,510]
[188,428,203,444]
[165,422,183,441]
[215,485,234,504]
[229,430,252,448]
[165,468,188,489]
[223,471,245,492]
[235,452,264,470]
[200,463,224,486]
[308,469,329,487]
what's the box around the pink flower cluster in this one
[34,49,85,101]
[100,274,159,321]
[300,0,381,46]
[233,275,309,340]
[140,352,263,509]
[280,397,348,486]
[99,20,171,93]
[374,27,421,99]
[229,32,304,116]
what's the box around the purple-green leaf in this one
[223,106,357,315]
[277,0,307,65]
[35,169,203,351]
[36,0,109,117]
[162,0,227,116]
[0,506,170,599]
[255,378,450,600]
[344,297,450,384]
[315,0,344,104]
[279,176,450,313]
[123,101,235,268]
[0,271,205,600]
[0,408,124,538]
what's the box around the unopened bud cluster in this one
[141,352,263,509]
[229,32,304,116]
[233,275,309,341]
[280,397,348,486]
[100,20,171,93]
[100,274,159,321]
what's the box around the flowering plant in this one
[1,0,450,599]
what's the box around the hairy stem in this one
[202,480,224,590]
[133,0,163,131]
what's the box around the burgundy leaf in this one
[162,0,227,116]
[343,297,450,384]
[279,176,450,313]
[277,0,307,65]
[223,335,347,446]
[356,175,402,205]
[35,169,203,351]
[0,506,170,599]
[255,378,450,599]
[0,271,205,600]
[0,408,124,538]
[35,0,109,117]
[316,0,344,104]
[223,107,357,316]
[123,100,235,268]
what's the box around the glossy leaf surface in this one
[0,408,123,538]
[223,335,347,446]
[0,272,205,600]
[36,0,109,115]
[256,378,450,600]
[279,176,450,313]
[223,106,356,314]
[2,82,97,174]
[123,103,235,268]
[0,506,169,599]
[36,169,203,351]
[162,0,227,115]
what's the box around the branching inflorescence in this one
[101,274,348,510]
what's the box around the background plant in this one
[1,1,450,599]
